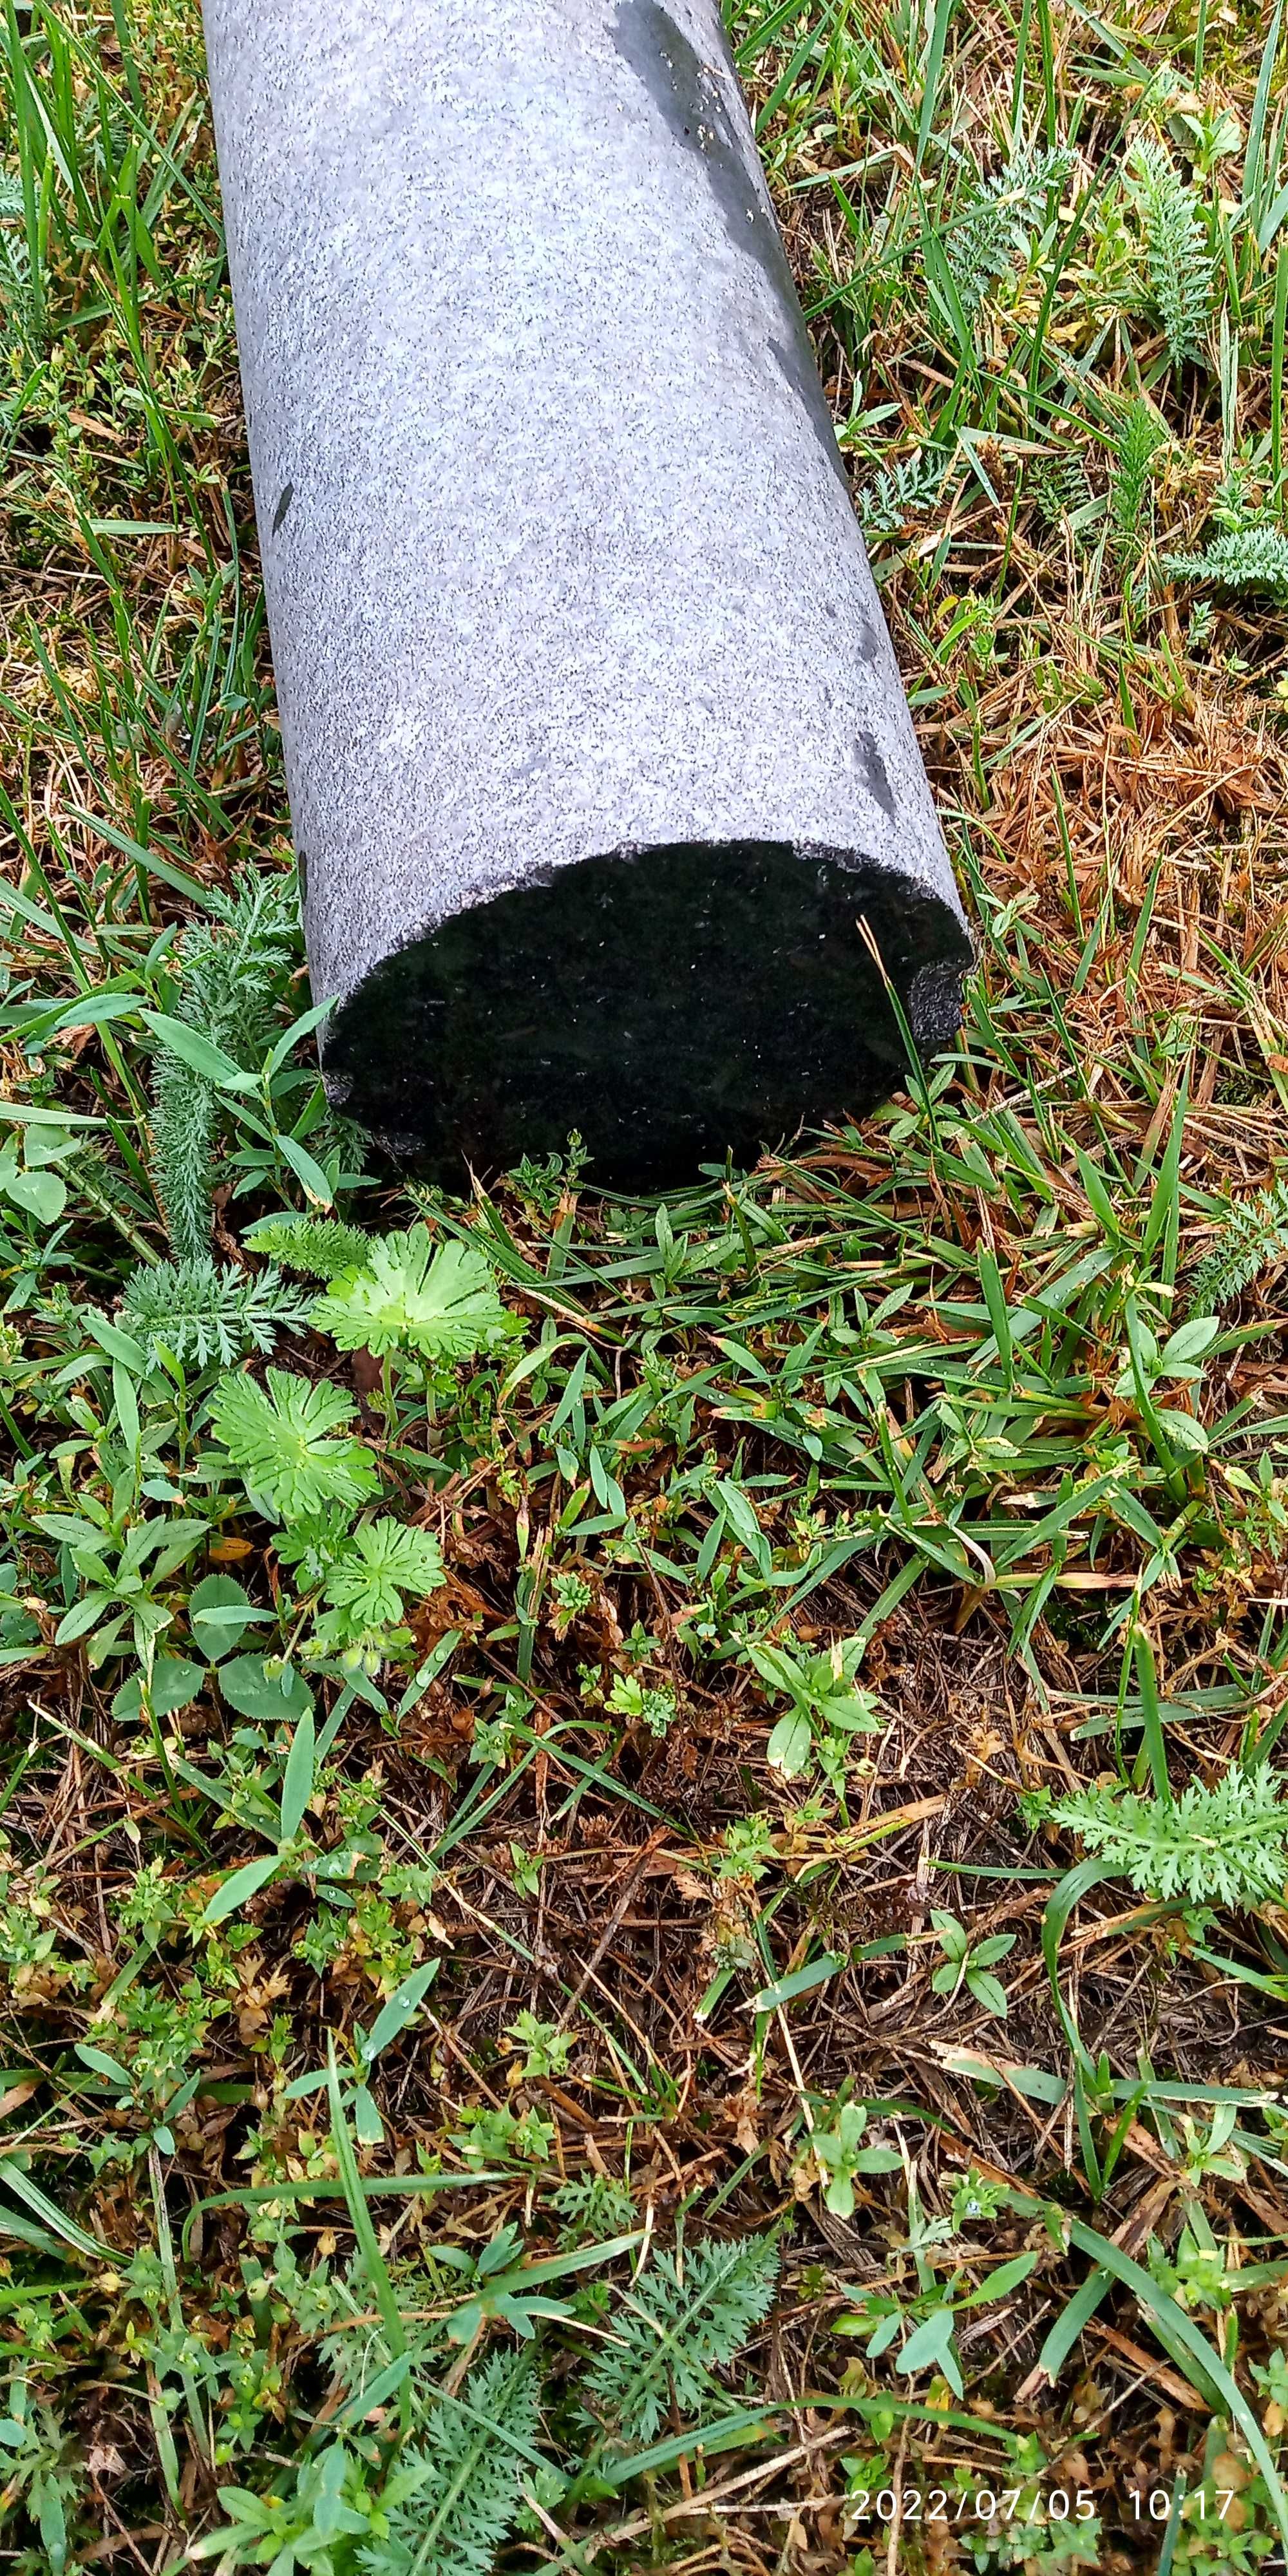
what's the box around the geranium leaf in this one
[310,1227,518,1363]
[322,1519,445,1629]
[209,1368,377,1520]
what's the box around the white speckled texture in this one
[203,0,970,1168]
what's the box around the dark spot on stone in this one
[855,612,883,665]
[296,847,308,904]
[272,482,294,533]
[768,337,849,484]
[611,1,848,484]
[854,735,896,820]
[612,0,753,231]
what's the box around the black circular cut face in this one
[323,838,972,1189]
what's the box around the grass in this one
[2,0,1288,2567]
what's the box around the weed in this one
[149,869,297,1256]
[743,1631,881,1788]
[1027,1766,1288,1908]
[118,1254,310,1367]
[1130,133,1213,367]
[794,2099,902,2218]
[930,1909,1017,2017]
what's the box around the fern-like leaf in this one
[243,1213,372,1279]
[1130,135,1211,366]
[311,1227,519,1363]
[1188,1175,1288,1314]
[209,1367,377,1520]
[358,2347,542,2576]
[1025,1768,1288,1909]
[1028,450,1093,536]
[1110,397,1168,554]
[857,447,947,538]
[150,869,297,1257]
[118,1257,309,1368]
[944,143,1073,316]
[1164,522,1288,603]
[0,218,40,361]
[584,2233,779,2442]
[151,1048,221,1263]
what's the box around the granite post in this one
[204,0,972,1188]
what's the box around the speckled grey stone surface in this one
[204,0,972,1184]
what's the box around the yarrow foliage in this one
[118,1256,309,1368]
[356,2349,543,2576]
[149,869,296,1256]
[1165,523,1288,603]
[243,1213,374,1280]
[1129,133,1211,367]
[584,2233,779,2442]
[1025,1768,1288,1909]
[1188,1173,1288,1314]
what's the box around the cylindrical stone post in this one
[204,0,971,1190]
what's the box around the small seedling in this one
[929,1911,1016,2018]
[795,2100,902,2219]
[506,2011,574,2079]
[744,1633,881,1785]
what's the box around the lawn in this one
[3,0,1288,2569]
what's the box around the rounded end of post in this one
[319,838,972,1191]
